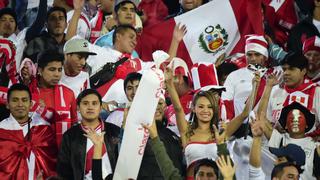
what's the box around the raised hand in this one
[250,113,264,137]
[83,127,105,146]
[142,119,158,139]
[266,72,281,87]
[73,0,85,10]
[173,23,187,43]
[216,155,236,180]
[164,67,174,85]
[213,124,227,145]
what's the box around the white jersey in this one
[60,70,90,98]
[267,85,320,128]
[268,130,318,180]
[222,68,254,116]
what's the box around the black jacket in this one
[57,122,120,180]
[287,16,320,53]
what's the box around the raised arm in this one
[167,23,187,62]
[142,120,183,180]
[164,67,189,146]
[25,0,47,43]
[225,72,260,137]
[65,0,84,40]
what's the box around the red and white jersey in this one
[29,81,78,146]
[222,68,255,116]
[66,10,91,40]
[267,82,320,128]
[0,114,57,180]
[268,130,319,180]
[60,69,90,98]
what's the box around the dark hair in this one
[123,72,142,92]
[217,62,238,83]
[280,52,308,71]
[112,24,137,44]
[193,158,219,178]
[77,89,102,106]
[47,6,67,21]
[0,8,17,29]
[114,0,137,14]
[37,50,64,69]
[187,90,220,139]
[271,161,303,178]
[7,83,32,102]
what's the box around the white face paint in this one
[291,109,301,133]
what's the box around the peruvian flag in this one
[136,0,263,69]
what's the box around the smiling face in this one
[194,96,214,123]
[78,94,102,122]
[286,109,307,135]
[154,98,166,121]
[7,90,31,122]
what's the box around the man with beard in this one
[57,89,120,180]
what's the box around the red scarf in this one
[283,80,316,111]
[0,125,57,179]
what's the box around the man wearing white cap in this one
[221,34,270,180]
[165,57,193,134]
[61,38,97,97]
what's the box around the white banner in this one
[113,69,165,180]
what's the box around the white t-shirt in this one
[268,130,318,180]
[60,70,90,98]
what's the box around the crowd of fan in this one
[0,0,320,180]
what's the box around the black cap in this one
[280,52,308,70]
[278,102,315,133]
[0,8,17,26]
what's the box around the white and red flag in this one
[136,0,264,69]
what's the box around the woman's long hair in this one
[186,90,220,140]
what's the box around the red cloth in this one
[29,80,78,146]
[0,0,8,8]
[136,0,264,70]
[0,126,57,179]
[90,10,104,43]
[138,0,168,27]
[0,39,19,84]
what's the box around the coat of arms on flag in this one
[198,24,229,56]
